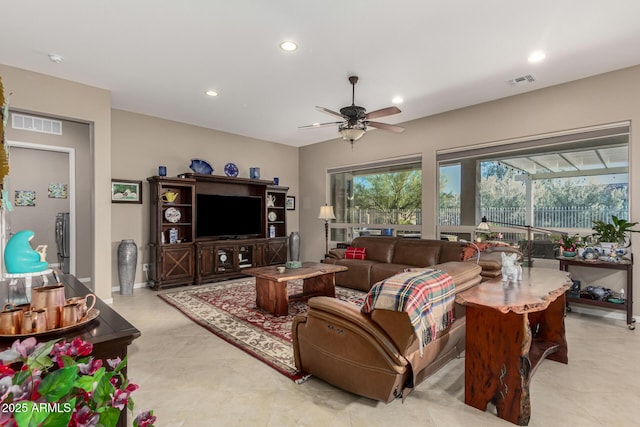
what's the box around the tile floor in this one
[111,285,640,427]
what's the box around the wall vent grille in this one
[11,113,62,135]
[507,74,536,87]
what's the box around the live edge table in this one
[244,262,348,316]
[0,274,141,427]
[455,268,572,426]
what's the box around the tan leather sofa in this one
[293,237,483,402]
[322,236,469,291]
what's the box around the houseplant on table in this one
[0,337,156,427]
[591,215,639,249]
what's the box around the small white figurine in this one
[35,245,48,263]
[501,252,522,284]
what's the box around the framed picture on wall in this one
[286,196,295,210]
[111,179,142,204]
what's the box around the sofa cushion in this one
[345,246,367,260]
[370,263,412,285]
[392,240,441,266]
[330,259,376,292]
[351,236,396,263]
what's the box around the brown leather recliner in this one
[292,261,482,402]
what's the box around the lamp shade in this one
[318,205,336,220]
[476,216,491,232]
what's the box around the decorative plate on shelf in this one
[224,162,239,177]
[189,158,214,175]
[268,211,277,222]
[164,207,181,223]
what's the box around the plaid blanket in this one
[361,268,455,356]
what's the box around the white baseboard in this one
[111,281,150,293]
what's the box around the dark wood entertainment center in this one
[147,174,288,289]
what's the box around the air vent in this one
[507,74,536,87]
[11,113,62,135]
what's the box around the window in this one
[328,156,422,243]
[437,123,630,241]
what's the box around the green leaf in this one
[74,367,106,393]
[38,366,77,401]
[28,339,60,370]
[93,371,116,407]
[98,407,122,427]
[14,401,71,427]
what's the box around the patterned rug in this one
[158,278,366,382]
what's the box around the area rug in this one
[158,278,366,382]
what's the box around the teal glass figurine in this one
[4,230,49,273]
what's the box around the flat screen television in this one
[196,194,263,239]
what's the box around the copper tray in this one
[0,308,100,338]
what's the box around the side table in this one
[455,268,572,426]
[558,255,635,329]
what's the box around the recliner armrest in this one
[303,296,407,367]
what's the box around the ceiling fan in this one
[300,76,404,144]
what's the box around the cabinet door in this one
[214,246,236,273]
[198,244,216,276]
[267,239,288,265]
[160,245,194,281]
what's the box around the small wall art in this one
[48,183,68,199]
[15,190,36,207]
[286,196,296,210]
[111,179,143,204]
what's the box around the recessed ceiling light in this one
[528,50,546,63]
[279,41,298,52]
[48,53,64,64]
[205,90,219,97]
[392,96,404,104]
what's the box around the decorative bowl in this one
[562,251,576,257]
[189,159,214,174]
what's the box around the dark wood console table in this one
[455,268,572,425]
[558,255,635,329]
[0,274,141,427]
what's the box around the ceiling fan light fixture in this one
[339,124,366,142]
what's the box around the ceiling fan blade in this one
[298,121,343,129]
[316,106,347,119]
[367,121,405,133]
[365,106,401,120]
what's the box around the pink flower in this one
[106,357,122,369]
[77,358,102,375]
[134,410,157,427]
[70,406,99,427]
[111,388,131,410]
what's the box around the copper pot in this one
[31,284,66,330]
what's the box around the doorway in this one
[3,142,77,275]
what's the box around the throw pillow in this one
[345,246,366,260]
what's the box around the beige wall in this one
[110,109,299,287]
[0,64,112,300]
[6,117,93,279]
[300,65,640,314]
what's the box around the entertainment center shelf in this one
[147,174,289,289]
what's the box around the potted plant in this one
[591,215,639,248]
[554,233,582,257]
[0,337,156,427]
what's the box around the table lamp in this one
[318,204,336,255]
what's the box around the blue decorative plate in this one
[189,159,214,174]
[224,162,239,177]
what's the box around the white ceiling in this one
[2,1,640,147]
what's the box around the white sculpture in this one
[501,252,522,284]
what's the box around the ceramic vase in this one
[117,239,137,295]
[289,232,300,262]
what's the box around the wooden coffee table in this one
[455,268,572,426]
[244,262,348,316]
